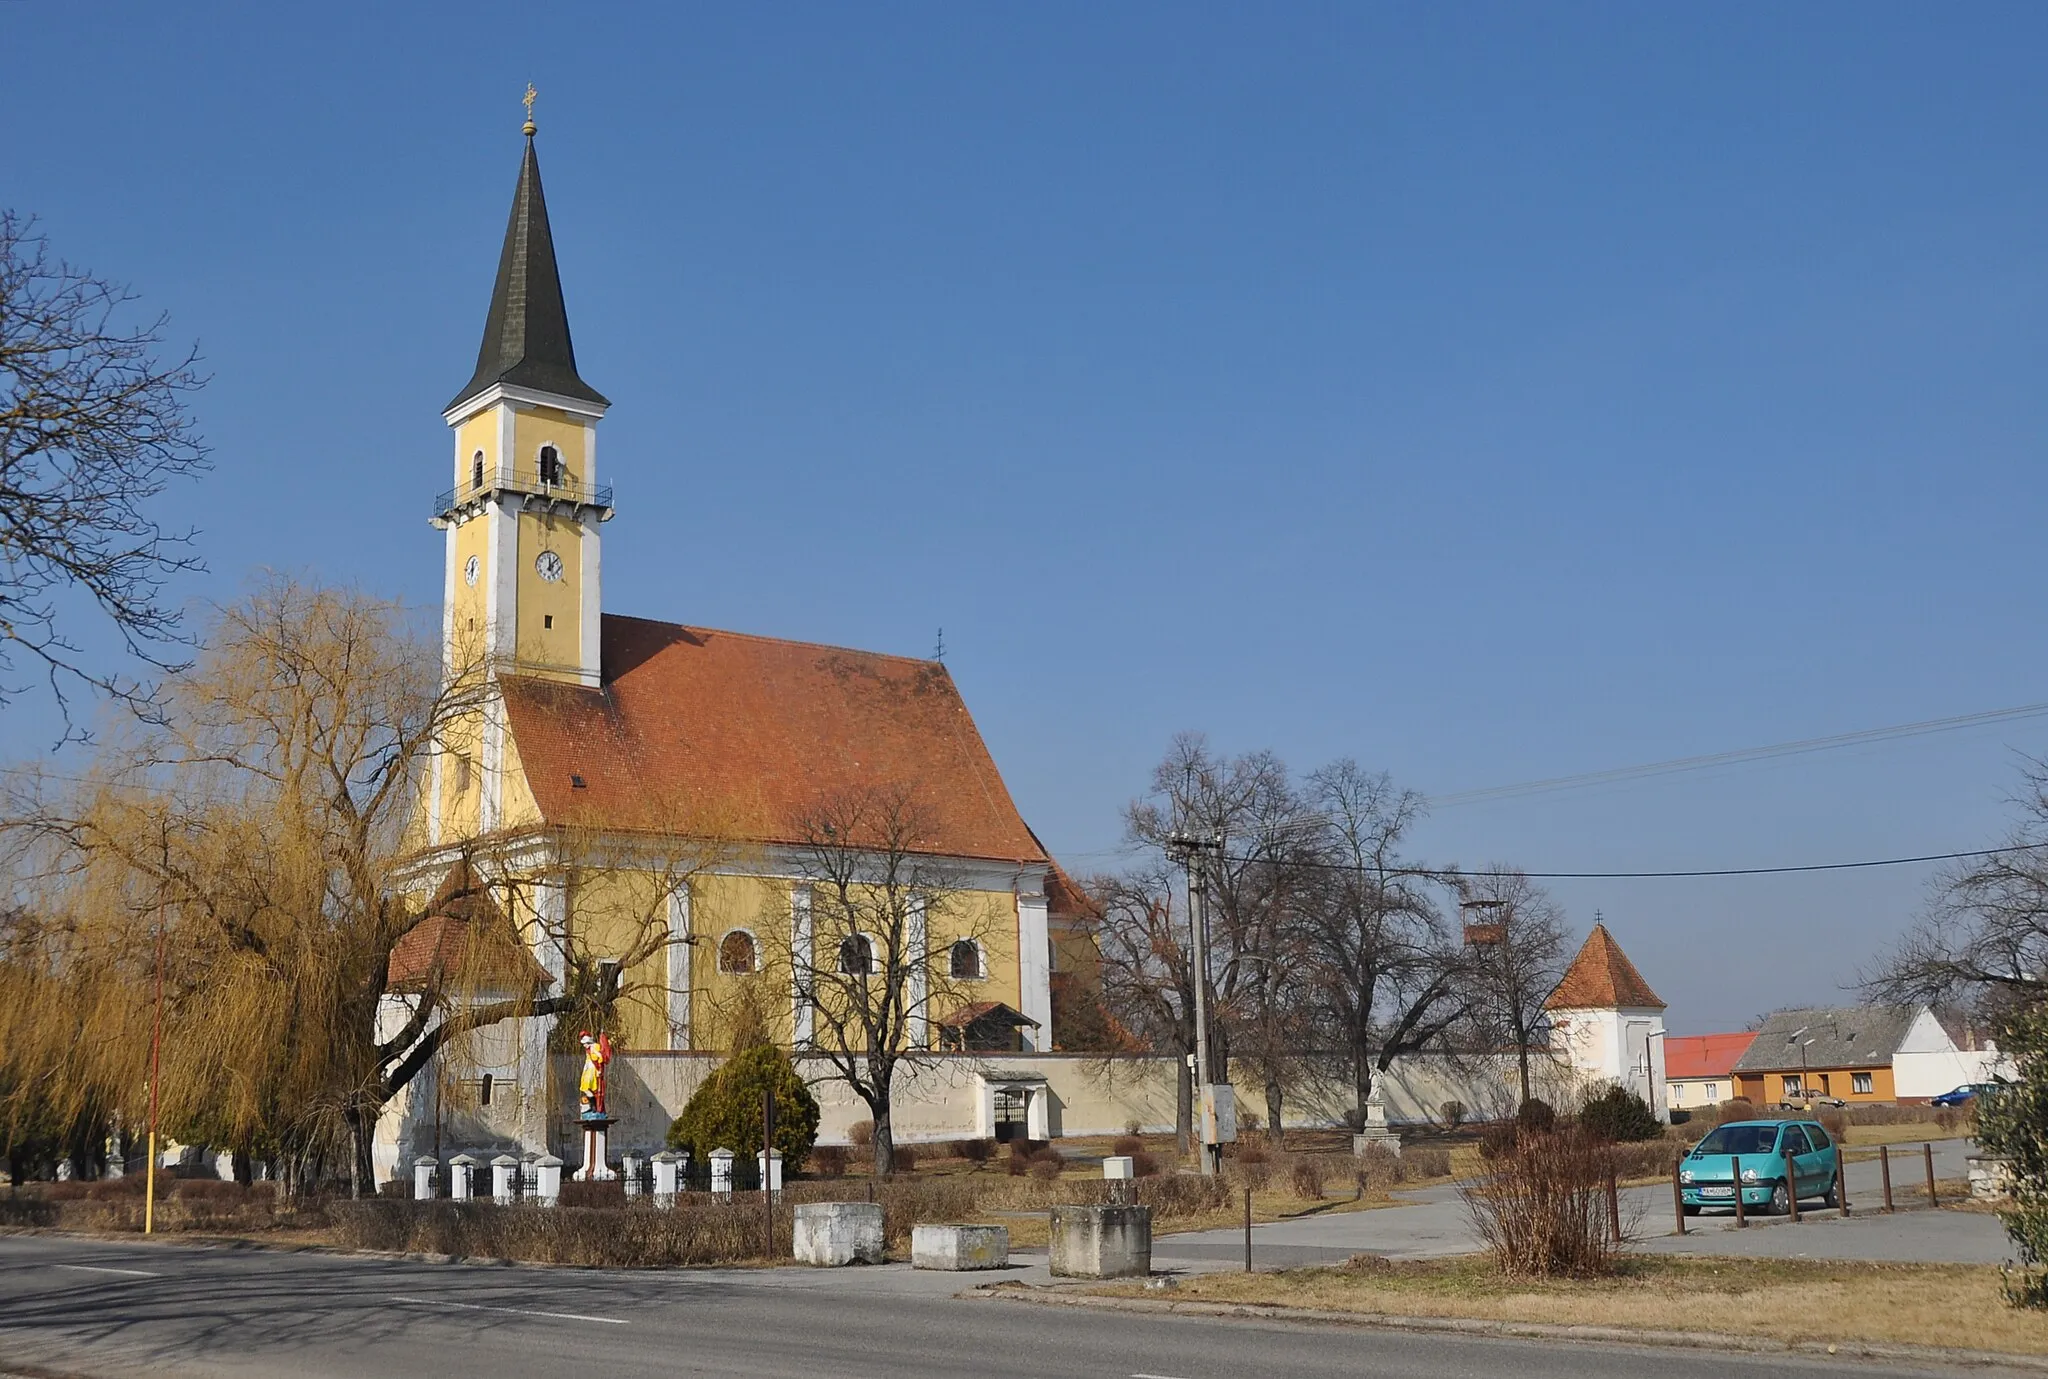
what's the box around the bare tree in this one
[1866,757,2048,1019]
[1090,863,1200,1152]
[776,784,995,1176]
[1297,759,1467,1126]
[1,212,210,733]
[1122,735,1319,1137]
[1454,865,1568,1107]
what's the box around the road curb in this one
[967,1283,2048,1371]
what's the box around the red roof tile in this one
[1664,1032,1757,1080]
[387,861,552,993]
[498,616,1051,865]
[1545,923,1665,1010]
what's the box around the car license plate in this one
[1700,1185,1733,1199]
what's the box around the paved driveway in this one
[1153,1137,2009,1270]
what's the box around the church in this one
[378,112,1101,1172]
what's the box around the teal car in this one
[1678,1118,1840,1215]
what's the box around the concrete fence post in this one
[756,1148,783,1192]
[651,1150,680,1207]
[491,1154,518,1206]
[412,1156,438,1201]
[622,1152,644,1199]
[710,1147,735,1197]
[449,1154,476,1202]
[535,1154,562,1207]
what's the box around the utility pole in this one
[145,830,168,1236]
[1168,829,1225,1176]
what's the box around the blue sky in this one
[8,3,2048,1032]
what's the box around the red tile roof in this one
[1545,923,1665,1010]
[498,616,1051,865]
[387,861,553,993]
[1664,1032,1757,1080]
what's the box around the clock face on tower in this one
[535,551,565,583]
[463,555,480,587]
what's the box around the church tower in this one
[434,101,610,691]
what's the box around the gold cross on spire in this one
[522,83,538,136]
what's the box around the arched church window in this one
[718,930,758,974]
[838,935,875,976]
[539,444,562,486]
[471,451,485,491]
[949,939,984,980]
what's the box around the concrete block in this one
[1102,1156,1135,1180]
[1050,1204,1151,1278]
[912,1223,1009,1271]
[1969,1154,2014,1200]
[793,1201,885,1266]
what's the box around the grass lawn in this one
[1090,1255,2048,1357]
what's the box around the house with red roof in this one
[1663,1032,1757,1112]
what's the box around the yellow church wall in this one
[452,412,496,492]
[510,406,590,489]
[449,518,490,670]
[433,708,486,843]
[567,867,677,1051]
[496,722,542,832]
[513,508,583,674]
[686,872,787,1051]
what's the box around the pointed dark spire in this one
[447,134,608,413]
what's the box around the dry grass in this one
[1095,1256,2048,1357]
[1837,1122,1967,1150]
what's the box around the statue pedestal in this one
[574,1115,618,1182]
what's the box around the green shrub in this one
[666,1043,820,1173]
[1516,1098,1556,1132]
[1577,1085,1662,1143]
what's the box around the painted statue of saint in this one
[577,1030,612,1119]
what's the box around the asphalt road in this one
[0,1233,1992,1379]
[1159,1137,2004,1268]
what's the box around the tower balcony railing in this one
[433,473,614,519]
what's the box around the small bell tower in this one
[434,87,611,689]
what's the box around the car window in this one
[1804,1124,1830,1150]
[1696,1124,1780,1156]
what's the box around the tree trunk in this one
[1516,1036,1533,1108]
[871,1101,895,1177]
[1264,1076,1284,1145]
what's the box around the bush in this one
[1029,1155,1063,1183]
[1817,1108,1849,1144]
[1462,1127,1621,1277]
[1577,1085,1662,1143]
[1605,1140,1676,1181]
[666,1042,821,1174]
[848,1120,874,1150]
[1124,1117,1142,1137]
[1130,1151,1162,1178]
[890,1144,919,1174]
[1516,1098,1556,1133]
[1404,1146,1452,1179]
[560,1180,625,1209]
[1439,1100,1468,1132]
[1134,1172,1230,1218]
[1289,1157,1326,1199]
[1477,1122,1518,1160]
[1356,1142,1403,1185]
[1111,1135,1144,1158]
[808,1145,849,1178]
[954,1137,995,1164]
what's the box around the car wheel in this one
[1822,1174,1839,1209]
[1770,1181,1791,1215]
[1682,1204,1701,1216]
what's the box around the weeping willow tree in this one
[2,577,736,1196]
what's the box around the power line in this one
[1428,701,2048,808]
[1214,841,2039,883]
